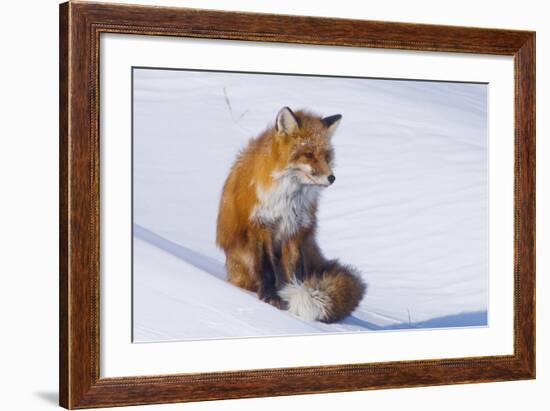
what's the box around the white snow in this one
[132,68,488,342]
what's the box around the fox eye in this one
[303,152,314,159]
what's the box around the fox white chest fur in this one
[251,172,320,240]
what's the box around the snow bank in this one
[133,68,488,342]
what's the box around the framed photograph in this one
[59,1,535,408]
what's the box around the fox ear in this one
[276,107,299,135]
[322,114,342,139]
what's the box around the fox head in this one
[274,107,341,187]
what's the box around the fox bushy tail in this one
[278,260,366,323]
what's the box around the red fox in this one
[216,107,366,323]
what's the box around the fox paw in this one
[260,293,288,310]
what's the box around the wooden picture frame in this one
[59,1,535,408]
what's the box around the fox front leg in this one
[258,245,287,310]
[281,239,304,282]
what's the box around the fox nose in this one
[327,175,336,185]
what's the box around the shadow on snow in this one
[342,310,488,331]
[134,223,227,281]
